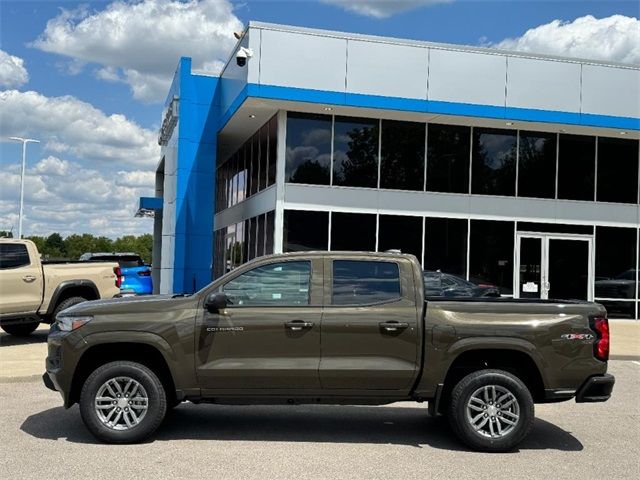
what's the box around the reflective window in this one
[380,120,425,191]
[268,116,277,187]
[518,131,556,199]
[424,217,467,277]
[332,260,401,305]
[283,210,329,252]
[248,217,257,261]
[256,214,265,257]
[471,128,517,196]
[249,136,258,196]
[330,212,376,252]
[223,261,311,306]
[378,215,423,260]
[265,211,275,254]
[426,124,470,193]
[333,116,379,188]
[0,243,30,269]
[557,134,595,201]
[598,301,636,320]
[595,227,637,300]
[286,112,331,185]
[469,220,514,295]
[597,137,639,204]
[259,124,268,191]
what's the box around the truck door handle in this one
[379,321,409,332]
[285,320,314,331]
[22,275,36,283]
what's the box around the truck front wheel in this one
[1,322,39,336]
[448,369,534,452]
[79,361,167,444]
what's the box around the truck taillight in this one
[590,316,610,362]
[114,267,123,288]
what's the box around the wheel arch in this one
[68,337,180,408]
[44,280,100,319]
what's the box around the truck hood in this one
[58,294,196,316]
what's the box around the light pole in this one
[8,137,39,238]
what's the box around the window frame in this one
[216,259,314,308]
[328,258,404,307]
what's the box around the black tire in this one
[448,369,534,452]
[1,321,39,336]
[53,296,88,318]
[79,361,167,444]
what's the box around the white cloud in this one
[0,49,29,88]
[492,15,640,64]
[32,0,243,102]
[322,0,450,19]
[0,156,154,237]
[0,90,159,168]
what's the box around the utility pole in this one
[8,137,40,238]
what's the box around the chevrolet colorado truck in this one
[0,239,121,336]
[44,251,614,451]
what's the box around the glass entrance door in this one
[516,234,593,301]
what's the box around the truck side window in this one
[332,260,401,305]
[0,244,30,269]
[222,261,311,306]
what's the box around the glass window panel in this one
[283,210,329,252]
[595,227,637,299]
[597,301,637,319]
[265,211,275,255]
[259,127,268,192]
[517,222,593,235]
[237,149,247,204]
[333,116,379,188]
[426,124,470,193]
[469,220,514,295]
[424,217,467,277]
[256,214,265,257]
[0,243,30,269]
[597,137,639,204]
[518,131,556,199]
[471,128,517,196]
[286,113,331,185]
[380,120,425,191]
[557,134,595,201]
[248,217,257,261]
[330,212,376,252]
[378,215,423,260]
[249,137,258,196]
[223,261,311,306]
[268,115,277,187]
[332,260,401,305]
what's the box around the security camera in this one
[236,47,253,67]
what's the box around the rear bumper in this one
[575,374,615,403]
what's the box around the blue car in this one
[80,252,152,295]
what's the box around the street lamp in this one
[8,137,39,239]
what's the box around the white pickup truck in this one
[0,239,121,336]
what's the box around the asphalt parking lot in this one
[0,353,638,480]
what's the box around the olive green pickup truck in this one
[44,251,614,451]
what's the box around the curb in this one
[610,355,640,361]
[0,374,42,384]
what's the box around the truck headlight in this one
[56,315,93,332]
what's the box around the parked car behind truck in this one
[80,252,152,295]
[0,239,121,336]
[44,251,614,451]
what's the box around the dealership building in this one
[141,22,640,319]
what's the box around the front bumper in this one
[575,374,615,402]
[42,372,56,391]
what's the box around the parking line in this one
[632,361,640,366]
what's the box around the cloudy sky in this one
[1,0,638,238]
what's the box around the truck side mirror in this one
[205,292,230,313]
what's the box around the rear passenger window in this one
[0,244,30,269]
[222,261,311,306]
[332,260,401,305]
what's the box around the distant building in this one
[142,22,640,319]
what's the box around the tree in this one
[44,233,66,258]
[0,231,13,238]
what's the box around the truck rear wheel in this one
[53,296,88,318]
[1,321,39,337]
[448,369,534,452]
[79,361,167,444]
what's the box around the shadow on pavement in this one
[0,328,48,347]
[21,403,583,452]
